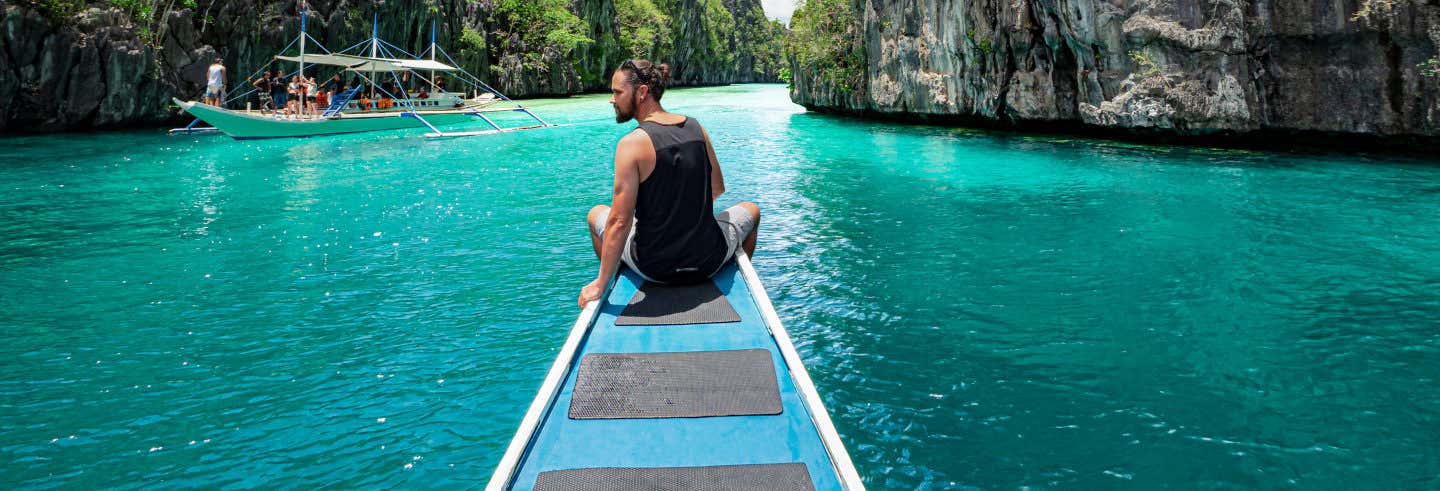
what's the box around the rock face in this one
[2,7,169,131]
[788,0,1440,141]
[0,0,782,133]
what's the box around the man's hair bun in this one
[620,59,673,101]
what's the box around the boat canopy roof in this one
[275,53,458,72]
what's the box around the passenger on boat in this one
[204,58,226,106]
[252,72,271,113]
[297,75,308,118]
[324,74,342,106]
[270,70,287,115]
[417,87,429,99]
[315,88,328,111]
[303,75,317,117]
[581,59,761,307]
[286,76,300,118]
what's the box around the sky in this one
[761,0,797,25]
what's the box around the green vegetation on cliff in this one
[733,2,786,81]
[23,0,84,23]
[615,0,673,60]
[672,0,736,83]
[24,0,197,38]
[483,0,781,90]
[491,0,592,54]
[458,27,486,57]
[784,0,864,92]
[1423,57,1440,78]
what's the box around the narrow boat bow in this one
[488,253,865,490]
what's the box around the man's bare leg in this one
[737,201,760,257]
[587,204,609,258]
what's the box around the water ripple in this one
[3,85,1440,488]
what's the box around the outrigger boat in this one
[488,254,865,490]
[172,13,553,140]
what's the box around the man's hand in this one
[578,277,606,308]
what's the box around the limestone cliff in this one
[0,0,783,133]
[786,0,1440,141]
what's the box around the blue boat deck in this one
[488,256,863,490]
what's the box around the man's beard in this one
[614,93,636,123]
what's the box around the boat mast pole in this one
[430,20,436,96]
[370,13,378,102]
[299,2,307,117]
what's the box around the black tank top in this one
[631,117,729,284]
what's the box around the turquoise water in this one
[2,84,1438,489]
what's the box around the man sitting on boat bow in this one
[579,59,761,308]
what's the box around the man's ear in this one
[636,84,650,102]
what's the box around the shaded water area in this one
[2,85,1438,489]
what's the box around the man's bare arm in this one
[701,125,725,202]
[580,131,647,307]
[596,131,645,285]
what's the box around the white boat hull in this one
[175,99,474,139]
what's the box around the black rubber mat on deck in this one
[569,349,782,419]
[615,281,741,326]
[534,463,815,491]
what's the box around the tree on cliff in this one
[783,0,864,93]
[732,1,786,81]
[490,0,592,61]
[615,0,673,60]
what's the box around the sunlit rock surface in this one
[790,0,1440,140]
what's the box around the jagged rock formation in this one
[0,0,782,133]
[787,0,1440,141]
[2,7,168,131]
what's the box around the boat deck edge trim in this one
[485,277,613,491]
[734,252,866,490]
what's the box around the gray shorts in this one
[591,203,757,281]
